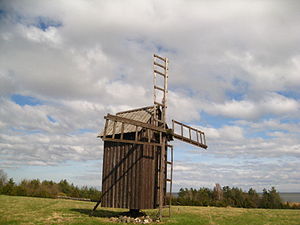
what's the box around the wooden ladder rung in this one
[154,61,166,69]
[154,69,166,77]
[154,85,165,91]
[154,54,166,62]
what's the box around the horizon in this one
[2,170,300,194]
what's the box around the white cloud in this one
[204,93,300,120]
[20,25,62,46]
[236,118,300,133]
[168,91,200,123]
[201,125,244,141]
[226,52,300,93]
[0,132,103,166]
[173,160,300,192]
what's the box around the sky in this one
[0,0,300,192]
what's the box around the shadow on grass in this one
[71,208,149,218]
[71,208,123,218]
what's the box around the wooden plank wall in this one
[101,140,165,209]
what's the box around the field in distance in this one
[0,195,299,225]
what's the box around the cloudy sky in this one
[0,0,300,192]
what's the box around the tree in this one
[268,187,282,209]
[0,169,8,193]
[246,188,259,208]
[0,169,7,185]
[3,178,16,195]
[259,187,282,209]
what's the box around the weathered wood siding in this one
[101,139,166,209]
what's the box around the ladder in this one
[153,54,171,220]
[156,144,174,219]
[153,54,168,129]
[165,144,174,217]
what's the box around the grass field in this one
[0,195,300,225]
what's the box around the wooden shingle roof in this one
[98,106,155,137]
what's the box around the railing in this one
[172,120,207,149]
[100,114,165,147]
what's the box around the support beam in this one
[101,114,166,134]
[172,133,207,149]
[159,137,166,220]
[102,137,163,147]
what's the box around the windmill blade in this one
[172,119,207,149]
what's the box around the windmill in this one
[92,54,207,218]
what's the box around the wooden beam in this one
[148,129,151,143]
[120,122,124,140]
[159,137,166,220]
[154,85,164,92]
[173,133,207,149]
[105,114,166,133]
[135,125,138,141]
[102,137,163,147]
[103,119,108,139]
[154,54,166,62]
[154,69,166,77]
[116,106,154,115]
[154,61,166,69]
[173,119,205,135]
[112,121,116,139]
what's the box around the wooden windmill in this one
[92,54,207,218]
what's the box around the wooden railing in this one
[100,114,164,147]
[171,120,207,149]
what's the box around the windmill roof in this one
[98,106,155,137]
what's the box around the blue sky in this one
[11,94,44,106]
[0,0,300,192]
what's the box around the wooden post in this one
[120,122,124,140]
[172,120,174,132]
[159,137,166,220]
[103,119,108,139]
[159,131,162,144]
[135,125,138,141]
[148,129,151,143]
[181,124,183,137]
[169,145,174,217]
[112,120,116,139]
[200,132,203,144]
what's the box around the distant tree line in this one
[1,170,299,209]
[170,183,300,209]
[0,170,100,201]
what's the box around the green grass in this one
[0,195,299,225]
